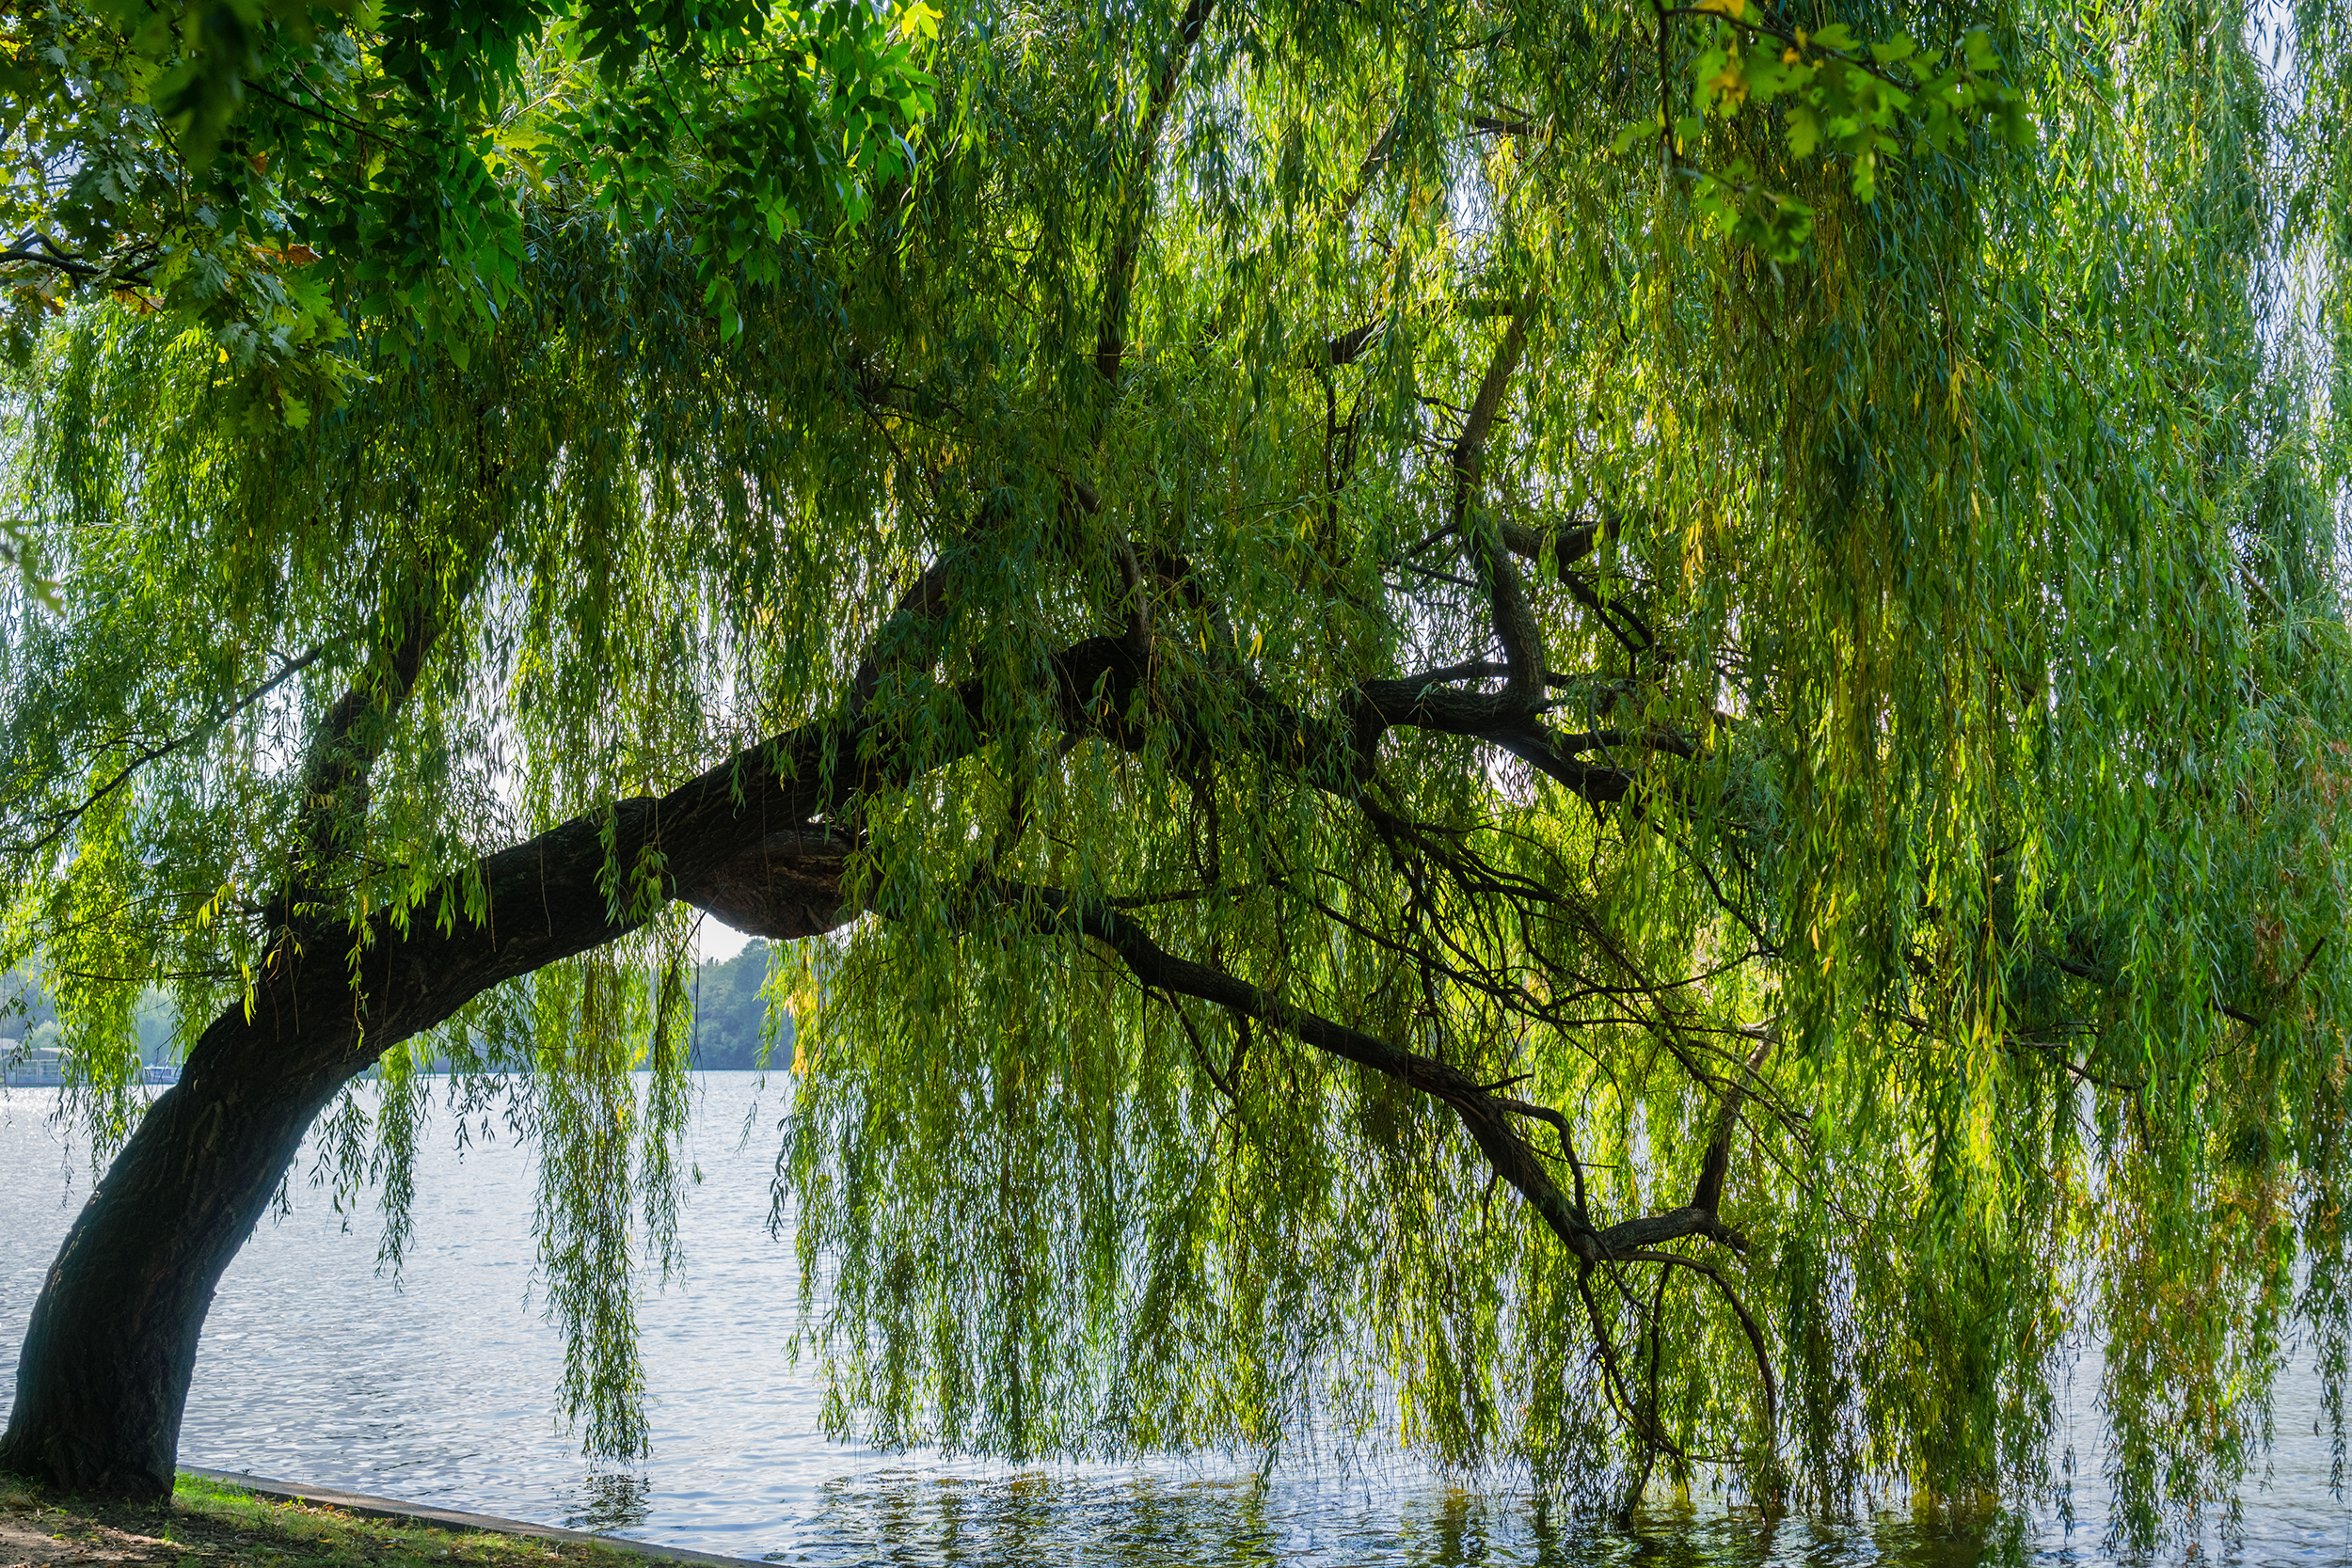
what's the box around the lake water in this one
[3,1075,2346,1566]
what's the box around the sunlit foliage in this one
[4,0,2350,1548]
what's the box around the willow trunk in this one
[0,1018,360,1498]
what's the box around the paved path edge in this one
[175,1467,764,1568]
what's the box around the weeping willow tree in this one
[3,0,2349,1548]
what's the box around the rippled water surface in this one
[4,1075,2346,1565]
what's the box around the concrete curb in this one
[176,1467,764,1568]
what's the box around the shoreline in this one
[172,1469,760,1568]
[0,1468,764,1568]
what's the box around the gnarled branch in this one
[1451,300,1547,706]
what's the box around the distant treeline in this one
[685,940,795,1071]
[4,953,790,1072]
[3,974,180,1064]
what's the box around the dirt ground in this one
[0,1474,642,1568]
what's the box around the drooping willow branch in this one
[959,874,1777,1434]
[0,642,333,859]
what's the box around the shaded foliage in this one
[1,0,2348,1549]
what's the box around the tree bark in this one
[0,618,1655,1498]
[0,629,946,1497]
[0,773,839,1496]
[0,1011,361,1496]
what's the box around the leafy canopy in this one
[1,0,935,392]
[5,0,2352,1552]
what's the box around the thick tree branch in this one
[2041,946,2284,1029]
[183,595,1671,1188]
[1611,1246,1777,1432]
[1094,0,1216,390]
[1327,319,1384,366]
[976,876,1754,1268]
[278,600,445,931]
[1496,511,1656,656]
[848,556,960,720]
[1451,301,1546,706]
[1499,515,1607,577]
[1690,1036,1771,1215]
[1045,623,1644,808]
[1085,0,1214,655]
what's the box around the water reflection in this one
[4,1078,2347,1566]
[566,1471,655,1532]
[774,1473,2032,1567]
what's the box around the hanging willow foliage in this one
[3,0,2350,1547]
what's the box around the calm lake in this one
[3,1074,2346,1565]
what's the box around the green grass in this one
[0,1470,660,1568]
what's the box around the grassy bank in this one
[0,1472,652,1568]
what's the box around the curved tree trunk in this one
[0,538,1042,1497]
[0,1019,358,1497]
[0,740,869,1498]
[0,608,1677,1499]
